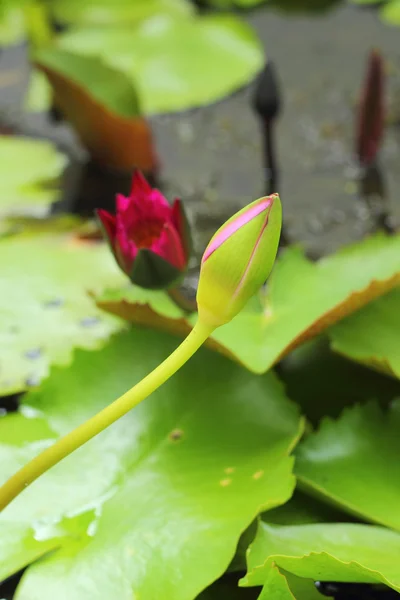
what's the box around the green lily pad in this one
[36,48,141,118]
[380,0,400,24]
[278,337,400,424]
[253,494,354,600]
[242,520,400,591]
[329,288,400,379]
[295,401,400,531]
[99,234,400,374]
[257,565,322,600]
[53,0,193,26]
[57,14,264,114]
[350,0,380,4]
[0,136,67,217]
[0,5,25,45]
[231,490,353,579]
[36,48,157,172]
[256,565,297,600]
[0,220,126,395]
[24,69,52,114]
[203,0,266,7]
[0,327,303,599]
[214,235,400,372]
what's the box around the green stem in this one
[0,319,213,512]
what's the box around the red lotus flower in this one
[97,172,190,289]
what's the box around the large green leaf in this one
[0,137,67,216]
[0,220,125,395]
[99,233,400,374]
[53,0,193,26]
[0,328,303,599]
[295,401,400,531]
[57,14,264,114]
[242,521,400,591]
[329,288,400,379]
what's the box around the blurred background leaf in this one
[0,136,66,217]
[57,13,264,114]
[0,218,126,395]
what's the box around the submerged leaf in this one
[0,328,303,599]
[0,219,126,395]
[329,288,400,379]
[295,401,400,531]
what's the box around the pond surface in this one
[1,3,400,260]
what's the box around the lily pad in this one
[53,0,193,26]
[99,233,400,374]
[0,220,126,395]
[24,70,52,114]
[205,0,266,7]
[242,520,400,591]
[0,5,25,45]
[0,136,67,217]
[257,566,322,600]
[253,494,354,600]
[57,14,264,114]
[36,48,157,171]
[295,401,400,531]
[380,0,400,25]
[0,328,303,599]
[278,337,400,424]
[329,288,400,379]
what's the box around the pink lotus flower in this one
[97,172,190,289]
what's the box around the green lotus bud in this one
[197,194,282,328]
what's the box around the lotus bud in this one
[197,194,282,328]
